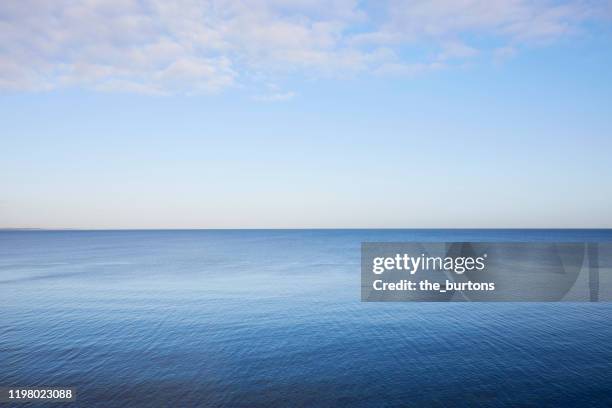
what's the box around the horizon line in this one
[2,227,612,231]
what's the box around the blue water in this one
[2,229,612,407]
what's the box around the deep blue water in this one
[2,229,612,407]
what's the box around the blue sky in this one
[1,0,611,228]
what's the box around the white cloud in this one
[374,0,596,41]
[0,0,605,94]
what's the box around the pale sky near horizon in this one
[1,0,612,228]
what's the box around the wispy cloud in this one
[0,0,605,94]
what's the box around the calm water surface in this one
[2,230,612,407]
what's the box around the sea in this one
[1,229,612,407]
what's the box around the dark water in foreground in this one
[2,229,612,407]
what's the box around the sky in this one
[1,0,612,229]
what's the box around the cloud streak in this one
[0,0,605,94]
